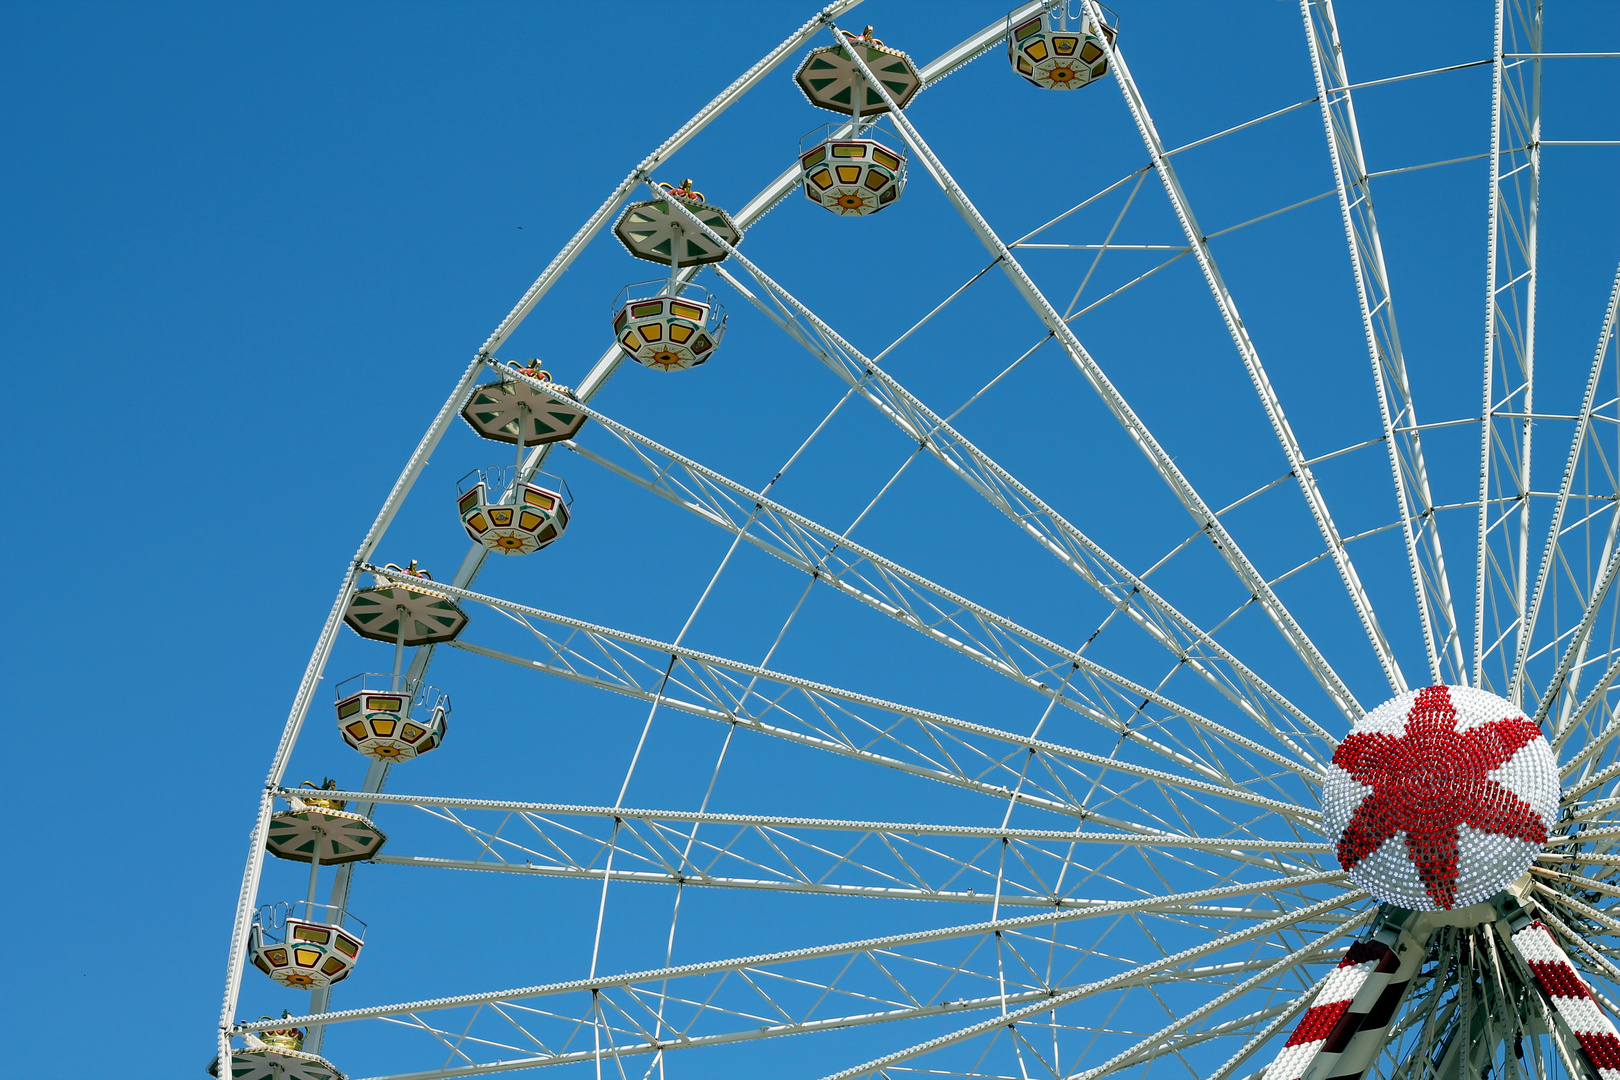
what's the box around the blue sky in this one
[4,2,1620,1078]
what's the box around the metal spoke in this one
[359,565,1324,826]
[295,789,1337,908]
[289,3,1046,1046]
[1520,264,1620,734]
[828,20,1364,725]
[1076,1,1403,696]
[1302,0,1465,686]
[706,251,1328,764]
[239,883,1358,1034]
[808,892,1362,1080]
[1475,0,1544,693]
[443,383,1324,787]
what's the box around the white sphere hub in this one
[1322,684,1557,911]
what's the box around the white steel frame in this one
[215,4,1620,1080]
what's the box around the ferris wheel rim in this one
[214,3,1620,1080]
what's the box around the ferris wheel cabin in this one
[460,362,587,446]
[611,285,727,371]
[265,781,387,864]
[455,465,570,555]
[1006,5,1116,90]
[334,674,449,763]
[209,1019,345,1080]
[610,179,737,371]
[799,131,907,216]
[793,27,920,115]
[248,902,366,991]
[342,564,468,648]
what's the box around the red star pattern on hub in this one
[1331,685,1548,909]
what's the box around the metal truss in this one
[1476,0,1544,693]
[809,895,1363,1080]
[696,234,1334,764]
[1520,264,1620,742]
[1301,0,1466,687]
[535,376,1325,791]
[1073,1,1402,698]
[233,889,1361,1080]
[828,18,1363,725]
[292,788,1338,912]
[359,563,1320,836]
[291,2,1047,1050]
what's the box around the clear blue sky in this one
[3,2,1618,1078]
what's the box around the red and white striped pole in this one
[1510,920,1620,1080]
[1264,917,1428,1080]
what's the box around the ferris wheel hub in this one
[1323,685,1557,912]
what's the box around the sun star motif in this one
[1328,685,1552,910]
[833,191,872,213]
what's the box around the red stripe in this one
[1287,1001,1353,1047]
[1320,1006,1366,1056]
[1529,960,1594,1000]
[1574,1030,1620,1070]
[1341,941,1393,969]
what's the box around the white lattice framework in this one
[214,4,1620,1080]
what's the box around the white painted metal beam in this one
[1073,2,1403,696]
[809,892,1362,1080]
[360,562,1323,815]
[832,19,1365,723]
[263,0,873,1052]
[236,874,1354,1034]
[1475,0,1543,692]
[368,853,1347,914]
[1302,0,1465,686]
[1517,264,1620,716]
[282,788,1332,848]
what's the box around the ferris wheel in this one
[211,3,1620,1080]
